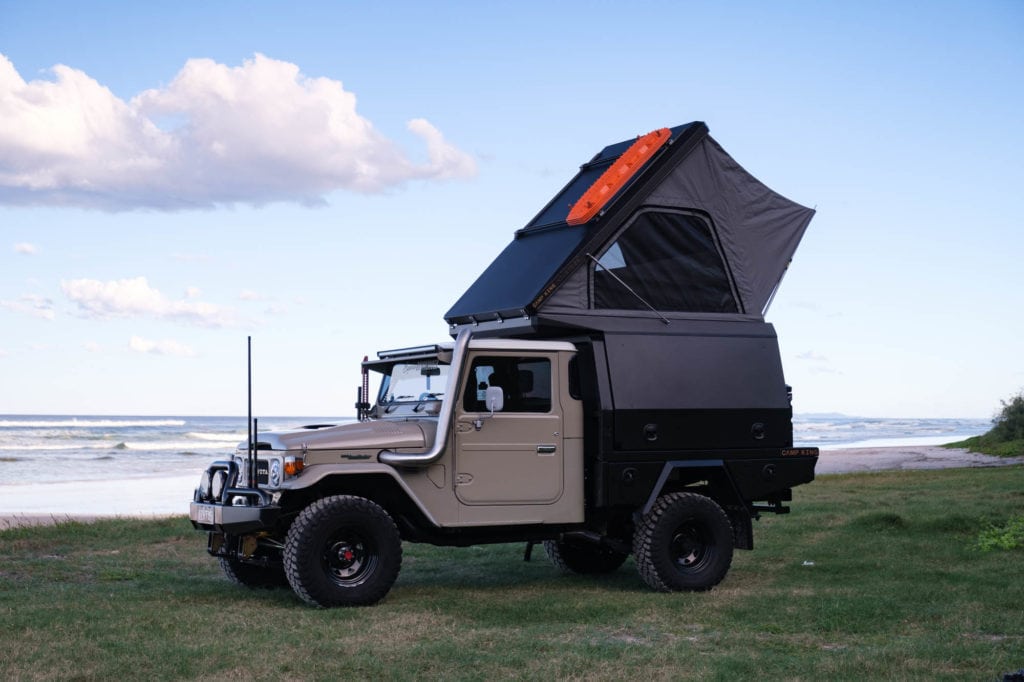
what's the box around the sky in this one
[0,1,1021,419]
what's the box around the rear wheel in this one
[284,495,402,607]
[633,492,734,591]
[543,538,628,574]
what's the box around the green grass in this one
[2,466,1024,681]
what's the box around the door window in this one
[463,357,551,413]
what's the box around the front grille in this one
[238,458,270,486]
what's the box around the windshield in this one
[379,362,450,404]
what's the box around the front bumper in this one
[189,500,282,534]
[191,458,283,533]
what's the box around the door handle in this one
[537,445,556,454]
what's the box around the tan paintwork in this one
[279,462,445,526]
[262,420,427,451]
[398,348,584,526]
[276,348,585,528]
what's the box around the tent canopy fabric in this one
[445,122,814,330]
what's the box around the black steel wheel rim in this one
[322,530,377,587]
[669,520,711,572]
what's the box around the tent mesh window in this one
[592,211,738,313]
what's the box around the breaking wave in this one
[0,418,187,428]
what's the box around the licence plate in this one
[195,505,216,524]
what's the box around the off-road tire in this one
[633,492,734,592]
[219,556,288,589]
[543,538,628,574]
[284,495,402,607]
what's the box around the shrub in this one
[990,391,1024,442]
[977,516,1024,552]
[946,389,1024,456]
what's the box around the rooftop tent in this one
[445,122,814,334]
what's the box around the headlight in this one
[269,459,282,487]
[198,471,212,501]
[211,469,228,500]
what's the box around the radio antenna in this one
[247,336,254,488]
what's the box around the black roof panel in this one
[445,225,589,322]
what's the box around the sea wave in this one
[0,440,238,452]
[119,440,239,451]
[0,442,121,451]
[187,431,246,442]
[0,418,187,428]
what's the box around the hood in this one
[251,420,429,452]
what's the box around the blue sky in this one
[1,1,1021,418]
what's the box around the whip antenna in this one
[247,336,254,488]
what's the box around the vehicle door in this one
[453,353,563,505]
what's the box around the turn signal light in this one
[284,456,305,477]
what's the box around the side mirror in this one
[485,386,504,413]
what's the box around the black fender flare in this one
[639,460,754,550]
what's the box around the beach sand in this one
[815,445,1024,474]
[1,447,1021,529]
[0,474,196,529]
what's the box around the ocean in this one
[0,413,991,488]
[0,413,991,517]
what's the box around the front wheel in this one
[284,495,402,607]
[633,492,734,592]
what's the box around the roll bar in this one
[378,328,472,467]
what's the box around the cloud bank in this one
[62,276,241,327]
[0,53,476,210]
[0,294,54,320]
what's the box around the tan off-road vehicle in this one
[190,122,819,606]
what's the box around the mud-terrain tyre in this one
[219,556,288,589]
[633,492,734,592]
[284,495,402,607]
[543,538,628,574]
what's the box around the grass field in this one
[2,466,1023,681]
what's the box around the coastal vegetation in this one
[946,389,1024,457]
[1,466,1022,680]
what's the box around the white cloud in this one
[264,303,289,316]
[795,350,843,375]
[0,294,55,320]
[184,286,201,299]
[0,348,8,357]
[238,289,262,301]
[0,52,476,210]
[84,341,102,353]
[61,276,242,327]
[129,335,197,357]
[14,242,37,255]
[796,350,843,375]
[406,118,478,179]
